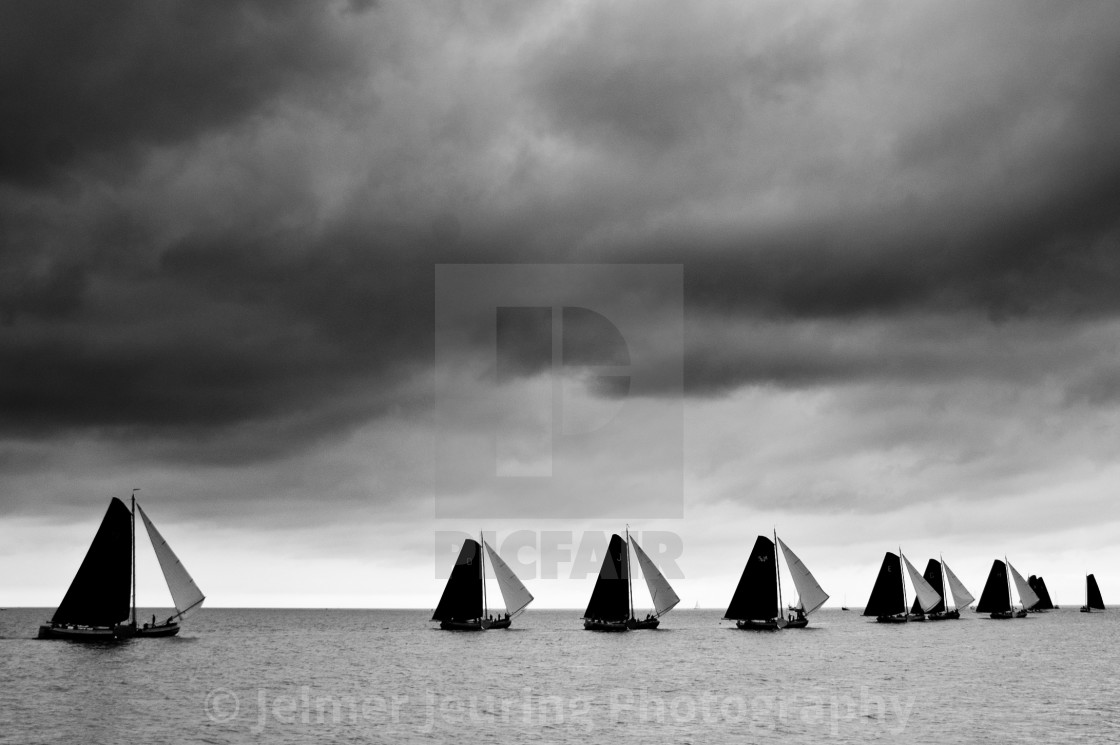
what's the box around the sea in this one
[1,607,1116,744]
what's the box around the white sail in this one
[631,538,681,617]
[137,504,205,620]
[1007,560,1040,610]
[902,553,941,613]
[776,537,829,615]
[483,541,534,618]
[941,559,974,610]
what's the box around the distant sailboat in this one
[583,534,631,631]
[1028,575,1055,611]
[432,535,533,630]
[776,535,829,628]
[1080,574,1106,613]
[625,528,680,629]
[976,558,1036,619]
[910,557,973,621]
[863,550,939,623]
[38,493,205,641]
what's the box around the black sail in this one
[723,536,779,621]
[432,539,483,622]
[976,559,1011,614]
[582,534,630,622]
[1028,575,1055,610]
[1087,574,1105,610]
[51,498,132,626]
[863,552,904,617]
[911,559,945,614]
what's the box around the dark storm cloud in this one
[4,0,1120,465]
[0,0,365,186]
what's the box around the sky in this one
[3,0,1120,611]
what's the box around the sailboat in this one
[863,550,940,623]
[775,535,829,628]
[975,558,1037,619]
[38,492,206,641]
[909,557,974,620]
[1080,573,1105,613]
[625,527,680,629]
[431,534,534,630]
[583,533,631,631]
[1028,575,1056,612]
[724,535,784,630]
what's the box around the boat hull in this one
[989,610,1014,619]
[439,618,512,631]
[136,622,180,637]
[584,619,629,632]
[875,614,916,624]
[783,616,809,629]
[627,617,660,630]
[38,623,132,641]
[927,610,960,621]
[735,619,782,630]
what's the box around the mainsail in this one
[903,554,942,613]
[1007,561,1039,610]
[1086,574,1106,610]
[976,560,1011,614]
[52,498,132,627]
[137,504,206,621]
[582,534,630,622]
[863,552,904,617]
[483,541,534,618]
[631,538,680,618]
[942,560,975,610]
[432,539,483,622]
[911,559,945,615]
[776,537,829,615]
[724,536,779,621]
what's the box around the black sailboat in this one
[583,534,630,631]
[723,535,786,630]
[864,552,909,623]
[1028,575,1055,611]
[1080,573,1105,613]
[431,535,534,630]
[38,492,205,641]
[909,557,974,620]
[975,558,1035,618]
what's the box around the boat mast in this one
[899,547,908,619]
[1005,556,1014,612]
[940,553,949,612]
[774,529,784,621]
[626,525,634,621]
[131,488,139,628]
[480,530,487,621]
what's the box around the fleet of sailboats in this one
[431,534,534,630]
[33,501,1109,638]
[38,492,205,641]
